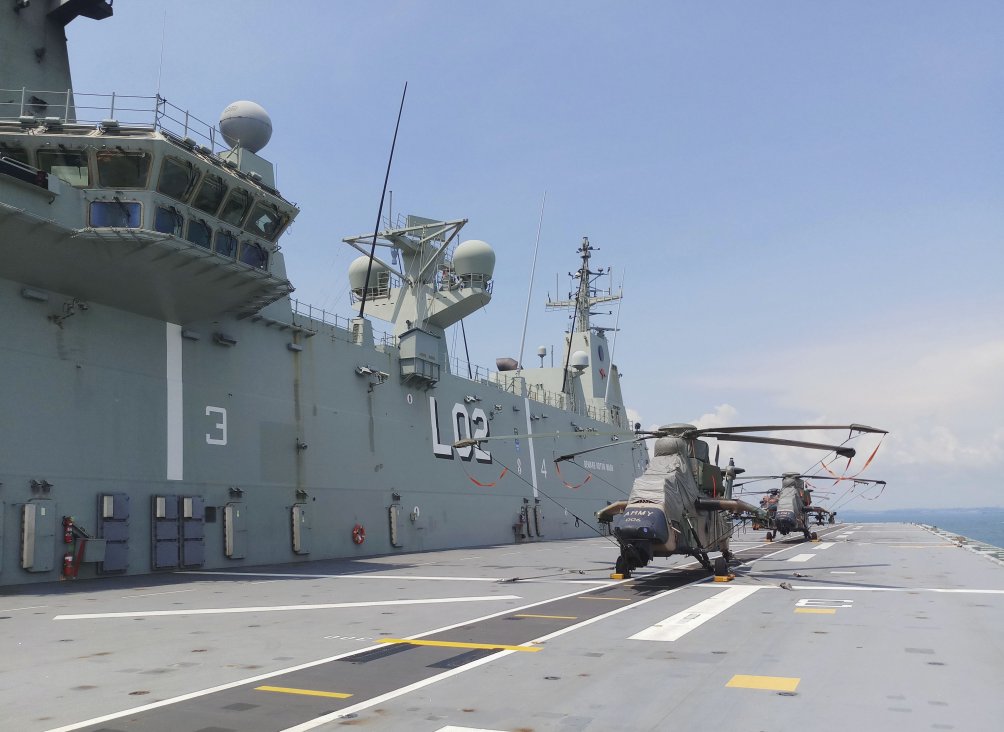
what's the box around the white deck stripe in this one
[815,542,835,550]
[165,322,183,480]
[53,595,520,620]
[787,554,816,562]
[523,397,539,499]
[628,586,761,642]
[791,585,1004,594]
[179,570,612,585]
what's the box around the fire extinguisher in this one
[62,552,76,578]
[63,516,74,544]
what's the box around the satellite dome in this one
[452,239,495,279]
[348,255,389,294]
[219,100,272,153]
[570,350,589,370]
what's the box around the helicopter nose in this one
[775,512,795,534]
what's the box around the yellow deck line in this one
[726,675,800,692]
[377,638,541,652]
[514,613,578,619]
[255,685,353,699]
[795,608,837,614]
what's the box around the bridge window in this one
[96,150,151,189]
[154,206,184,236]
[0,145,30,166]
[157,157,199,202]
[244,202,287,242]
[219,188,252,226]
[37,149,89,187]
[239,240,268,270]
[192,173,227,215]
[214,229,238,257]
[89,200,141,228]
[186,218,212,249]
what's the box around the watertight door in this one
[224,502,247,559]
[181,496,205,567]
[152,495,180,569]
[291,503,310,555]
[98,493,130,573]
[21,500,56,572]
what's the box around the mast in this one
[546,237,622,333]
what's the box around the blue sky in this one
[67,1,1003,509]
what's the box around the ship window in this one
[37,149,89,187]
[96,150,151,189]
[215,229,238,257]
[186,218,212,249]
[239,240,268,270]
[154,206,184,236]
[243,202,287,242]
[89,199,141,228]
[219,188,252,226]
[192,173,228,215]
[0,145,30,166]
[157,157,199,202]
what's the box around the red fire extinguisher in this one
[63,516,74,544]
[62,552,77,578]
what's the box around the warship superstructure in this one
[0,2,646,588]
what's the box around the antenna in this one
[156,8,168,97]
[359,82,407,319]
[603,270,625,403]
[517,191,546,370]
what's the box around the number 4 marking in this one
[540,459,548,478]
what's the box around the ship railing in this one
[291,299,395,347]
[0,89,228,154]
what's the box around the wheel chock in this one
[610,573,624,580]
[713,573,736,582]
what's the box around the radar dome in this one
[348,256,389,295]
[570,350,589,370]
[452,239,495,280]
[219,100,272,153]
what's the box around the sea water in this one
[840,507,1004,548]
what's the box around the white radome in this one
[219,100,272,153]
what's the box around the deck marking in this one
[278,569,716,731]
[0,605,47,612]
[436,727,508,732]
[378,638,541,652]
[830,571,856,574]
[791,586,1004,594]
[629,586,761,642]
[815,542,835,550]
[256,686,353,699]
[120,588,199,598]
[787,553,816,562]
[514,613,578,619]
[178,570,612,585]
[795,608,836,614]
[727,675,800,692]
[53,595,521,620]
[43,566,687,732]
[578,595,634,601]
[165,322,183,480]
[523,397,539,499]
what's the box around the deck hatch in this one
[152,495,181,569]
[291,503,310,555]
[181,496,205,567]
[224,502,247,559]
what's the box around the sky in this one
[66,1,1003,510]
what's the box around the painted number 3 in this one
[206,406,227,445]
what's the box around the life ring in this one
[351,524,366,545]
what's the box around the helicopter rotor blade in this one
[705,433,856,458]
[683,424,887,437]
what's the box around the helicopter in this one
[736,474,887,541]
[579,423,888,578]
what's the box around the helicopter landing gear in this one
[810,531,819,541]
[697,552,713,572]
[713,556,730,577]
[615,553,631,579]
[765,531,774,542]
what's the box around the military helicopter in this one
[736,474,887,540]
[574,423,888,578]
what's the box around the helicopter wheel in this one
[766,531,774,542]
[810,531,819,541]
[615,554,631,579]
[698,552,713,572]
[713,556,729,577]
